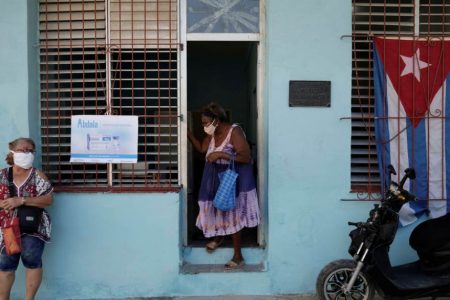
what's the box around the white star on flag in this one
[400,49,431,82]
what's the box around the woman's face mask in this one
[10,151,35,169]
[203,120,217,136]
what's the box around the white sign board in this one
[70,115,139,163]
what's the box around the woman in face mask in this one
[187,102,260,269]
[0,137,53,300]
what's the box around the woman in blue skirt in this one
[188,102,260,269]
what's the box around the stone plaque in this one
[289,81,331,107]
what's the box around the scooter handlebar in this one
[348,221,366,228]
[401,189,417,202]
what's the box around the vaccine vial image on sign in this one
[87,134,114,151]
[112,136,120,151]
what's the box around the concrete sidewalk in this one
[90,293,394,300]
[115,295,385,300]
[144,297,395,300]
[108,296,317,300]
[169,297,316,300]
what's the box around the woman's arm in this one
[0,193,53,210]
[0,170,53,210]
[230,127,251,163]
[206,126,251,163]
[188,130,210,154]
[22,193,53,208]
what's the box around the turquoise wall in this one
[39,193,181,299]
[27,0,41,151]
[0,0,420,299]
[0,0,32,151]
[266,0,354,293]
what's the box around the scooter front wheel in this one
[316,259,375,300]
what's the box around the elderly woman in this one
[188,102,260,269]
[0,138,53,300]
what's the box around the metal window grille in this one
[39,0,179,192]
[351,0,450,195]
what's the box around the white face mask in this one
[11,151,35,169]
[203,120,217,136]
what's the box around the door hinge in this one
[180,43,184,51]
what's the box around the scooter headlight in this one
[389,183,401,195]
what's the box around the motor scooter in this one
[316,166,450,300]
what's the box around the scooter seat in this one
[388,260,450,290]
[412,243,450,272]
[410,213,450,257]
[433,242,450,256]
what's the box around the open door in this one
[186,41,259,247]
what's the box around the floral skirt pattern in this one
[196,161,260,238]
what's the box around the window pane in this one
[40,47,109,187]
[351,0,450,193]
[110,0,177,48]
[187,0,259,33]
[351,0,415,191]
[110,49,178,187]
[39,0,180,191]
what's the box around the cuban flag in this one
[373,37,450,226]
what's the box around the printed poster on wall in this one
[70,115,139,163]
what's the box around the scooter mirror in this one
[388,164,397,175]
[404,168,416,180]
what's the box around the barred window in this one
[351,0,450,192]
[39,0,179,192]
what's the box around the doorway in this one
[187,41,259,247]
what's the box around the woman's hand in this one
[207,151,229,163]
[0,197,23,210]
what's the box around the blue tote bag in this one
[213,157,239,211]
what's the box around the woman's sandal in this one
[206,238,224,253]
[224,258,245,270]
